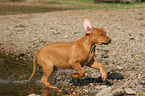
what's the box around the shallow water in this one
[0,53,63,96]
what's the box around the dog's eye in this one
[100,33,104,36]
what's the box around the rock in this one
[139,33,144,36]
[53,32,60,35]
[74,32,80,35]
[95,87,112,96]
[102,59,110,65]
[107,72,124,80]
[19,53,25,57]
[0,59,9,64]
[139,77,145,85]
[64,35,69,39]
[116,66,124,70]
[95,85,107,90]
[125,88,136,95]
[112,88,124,96]
[15,53,25,57]
[28,93,40,96]
[102,80,113,86]
[130,37,135,40]
[90,83,95,86]
[101,51,109,58]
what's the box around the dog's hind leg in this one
[40,59,57,89]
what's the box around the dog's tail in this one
[28,54,37,82]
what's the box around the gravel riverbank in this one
[0,7,145,95]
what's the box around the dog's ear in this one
[83,18,93,34]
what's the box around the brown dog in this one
[28,18,111,89]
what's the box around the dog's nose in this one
[108,38,111,43]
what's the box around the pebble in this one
[139,77,145,85]
[64,35,69,39]
[28,93,40,96]
[112,88,124,95]
[101,52,109,58]
[90,83,95,86]
[95,85,107,90]
[95,87,112,96]
[125,88,136,95]
[0,59,9,64]
[116,66,124,70]
[107,72,124,80]
[74,32,81,35]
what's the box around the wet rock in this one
[125,88,136,95]
[95,87,112,96]
[107,72,124,80]
[0,59,9,64]
[102,80,113,86]
[112,88,124,96]
[70,77,103,86]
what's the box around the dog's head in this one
[83,18,111,45]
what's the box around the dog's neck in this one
[78,35,95,53]
[79,35,96,64]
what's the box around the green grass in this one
[0,0,144,15]
[98,2,145,9]
[44,0,94,4]
[42,0,145,10]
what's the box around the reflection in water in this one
[0,53,68,96]
[0,53,41,96]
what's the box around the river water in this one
[0,53,64,96]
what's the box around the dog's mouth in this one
[96,41,111,45]
[102,42,111,45]
[101,39,111,45]
[95,42,102,46]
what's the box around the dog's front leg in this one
[70,62,85,78]
[87,60,107,81]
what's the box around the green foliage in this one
[51,0,94,3]
[41,0,94,4]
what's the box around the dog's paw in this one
[70,73,80,78]
[101,71,107,81]
[48,85,58,89]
